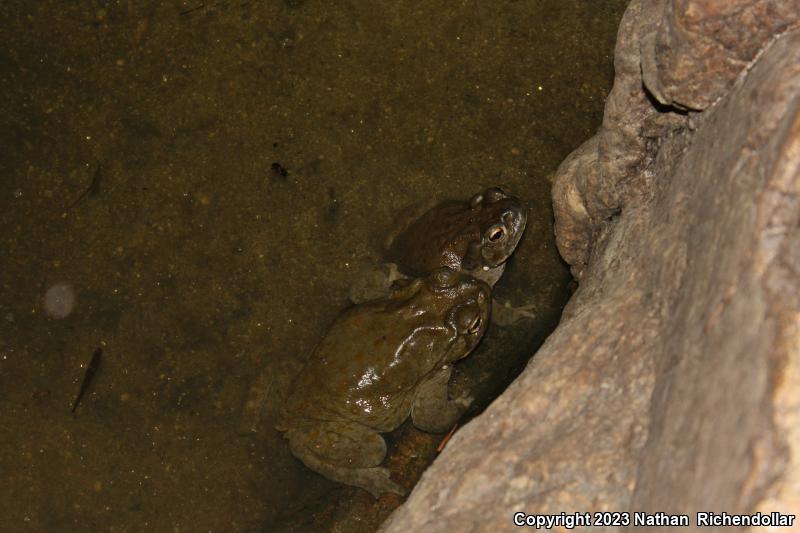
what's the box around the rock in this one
[642,0,800,110]
[552,0,670,279]
[553,0,799,279]
[381,2,800,531]
[630,25,800,520]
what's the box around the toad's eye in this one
[468,315,482,335]
[455,305,482,334]
[488,225,505,242]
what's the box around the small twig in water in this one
[71,347,103,414]
[180,4,206,16]
[66,162,102,212]
[437,423,459,452]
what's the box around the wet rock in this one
[381,2,800,532]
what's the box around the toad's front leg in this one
[411,365,473,433]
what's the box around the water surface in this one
[0,1,627,530]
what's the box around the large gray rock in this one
[382,2,800,531]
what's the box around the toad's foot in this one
[348,262,405,304]
[299,451,406,498]
[353,466,407,499]
[491,298,537,326]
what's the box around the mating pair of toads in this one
[277,187,528,498]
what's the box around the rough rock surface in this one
[553,0,799,280]
[627,29,800,521]
[642,0,800,110]
[382,1,800,531]
[552,0,664,278]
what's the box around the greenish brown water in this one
[0,1,627,530]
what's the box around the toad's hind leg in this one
[285,421,406,498]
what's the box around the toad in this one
[277,267,491,497]
[349,187,531,324]
[386,187,527,285]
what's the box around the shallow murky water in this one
[0,1,626,530]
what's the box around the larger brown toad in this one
[277,267,491,497]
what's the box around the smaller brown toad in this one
[278,267,491,497]
[386,187,527,286]
[349,188,528,315]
